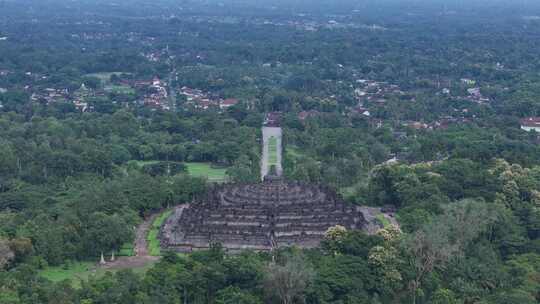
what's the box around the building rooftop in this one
[521,117,540,127]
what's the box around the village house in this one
[298,110,320,121]
[180,86,221,109]
[404,121,430,130]
[520,117,540,132]
[219,98,239,109]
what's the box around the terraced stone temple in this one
[160,113,367,252]
[160,174,366,252]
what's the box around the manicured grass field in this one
[129,161,228,182]
[39,261,154,288]
[147,210,173,256]
[185,162,228,182]
[268,136,278,165]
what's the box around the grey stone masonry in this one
[160,177,366,253]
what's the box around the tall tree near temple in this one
[0,238,14,269]
[323,225,347,255]
[368,226,404,297]
[263,252,315,304]
[85,212,133,263]
[404,199,497,304]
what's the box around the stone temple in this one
[160,173,367,252]
[160,114,371,252]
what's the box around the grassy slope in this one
[147,210,173,256]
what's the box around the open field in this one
[185,162,228,182]
[39,260,154,288]
[129,161,228,182]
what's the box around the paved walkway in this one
[261,127,283,180]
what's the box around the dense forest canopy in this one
[0,0,539,303]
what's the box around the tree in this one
[431,288,459,304]
[403,199,497,304]
[368,227,404,297]
[323,225,347,255]
[85,213,133,260]
[264,252,315,304]
[226,155,256,183]
[0,238,14,269]
[215,287,262,304]
[9,237,33,263]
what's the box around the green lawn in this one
[268,136,278,165]
[39,261,96,284]
[39,261,155,288]
[104,84,135,94]
[118,242,134,257]
[185,162,228,182]
[147,210,173,256]
[38,209,171,288]
[128,161,228,182]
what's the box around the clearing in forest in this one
[129,161,228,182]
[185,163,228,182]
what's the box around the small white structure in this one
[521,117,540,132]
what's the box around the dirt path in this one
[99,212,162,270]
[134,212,159,257]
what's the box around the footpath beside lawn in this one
[39,208,176,287]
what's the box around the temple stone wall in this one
[160,178,366,253]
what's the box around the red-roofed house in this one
[220,98,239,109]
[521,117,540,132]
